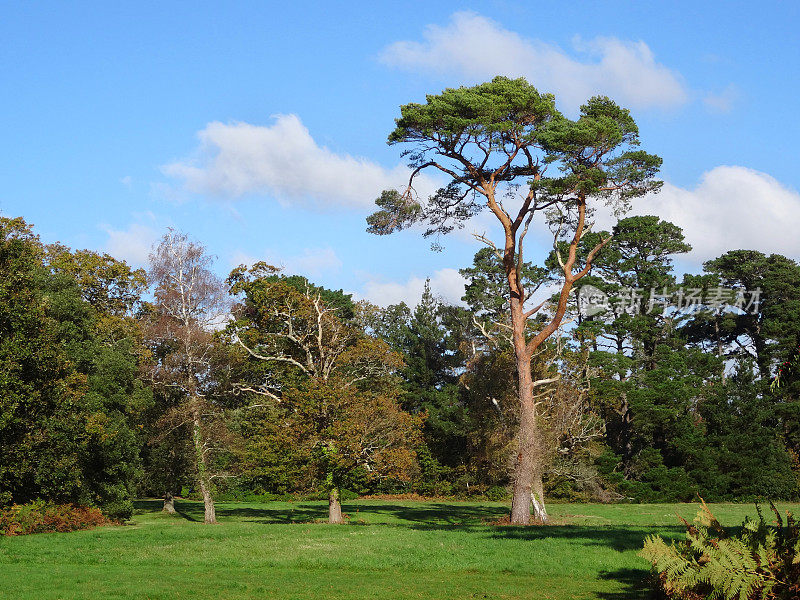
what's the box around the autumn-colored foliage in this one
[0,501,111,536]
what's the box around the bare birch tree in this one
[145,230,229,524]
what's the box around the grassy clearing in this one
[1,500,798,599]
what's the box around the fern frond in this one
[642,501,800,600]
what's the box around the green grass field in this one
[2,500,798,599]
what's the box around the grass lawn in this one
[2,499,798,599]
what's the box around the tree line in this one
[1,77,798,525]
[1,211,798,524]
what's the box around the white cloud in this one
[120,175,133,188]
[703,84,739,114]
[358,268,467,307]
[592,166,800,264]
[287,248,343,276]
[230,247,343,279]
[380,11,688,112]
[163,115,437,207]
[101,223,160,267]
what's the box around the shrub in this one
[485,486,509,501]
[0,501,110,536]
[641,499,800,599]
[301,488,360,502]
[100,497,134,521]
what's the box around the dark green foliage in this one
[228,261,356,321]
[2,208,799,510]
[369,77,661,240]
[387,76,559,161]
[595,345,798,502]
[366,285,481,494]
[0,218,66,506]
[397,286,465,456]
[699,367,798,501]
[366,189,423,236]
[461,247,551,322]
[229,402,309,495]
[583,215,800,503]
[137,415,193,502]
[773,344,800,391]
[485,485,509,501]
[700,251,800,378]
[0,217,144,519]
[594,216,691,289]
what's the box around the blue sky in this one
[2,1,799,305]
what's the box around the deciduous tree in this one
[145,230,229,524]
[0,217,144,518]
[227,263,418,523]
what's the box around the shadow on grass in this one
[133,498,675,597]
[486,524,684,552]
[133,499,201,522]
[346,502,508,525]
[133,499,164,512]
[134,499,684,552]
[596,568,656,599]
[135,499,684,538]
[134,500,329,524]
[135,499,509,526]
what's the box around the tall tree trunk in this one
[198,476,216,525]
[191,401,217,524]
[163,492,176,514]
[328,486,344,524]
[502,193,595,525]
[510,295,537,525]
